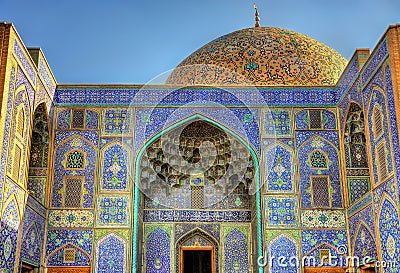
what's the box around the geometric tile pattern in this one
[301,230,348,256]
[97,195,130,227]
[264,109,292,137]
[101,109,132,135]
[353,224,377,261]
[264,196,298,227]
[348,177,370,204]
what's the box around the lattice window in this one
[64,177,83,208]
[310,150,327,169]
[72,109,85,128]
[319,249,331,263]
[373,106,384,139]
[377,142,388,182]
[311,176,330,208]
[191,186,204,209]
[66,150,85,169]
[16,107,25,137]
[63,248,76,263]
[309,109,322,129]
[12,145,22,180]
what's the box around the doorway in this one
[181,247,214,273]
[21,263,34,273]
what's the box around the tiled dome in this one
[167,27,348,86]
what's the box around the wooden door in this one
[303,267,347,273]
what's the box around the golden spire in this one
[254,4,260,27]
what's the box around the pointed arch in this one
[133,114,263,273]
[145,227,171,273]
[96,233,126,273]
[1,194,21,230]
[46,243,92,266]
[352,221,377,259]
[224,228,249,273]
[268,234,299,273]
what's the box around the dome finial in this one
[254,4,260,27]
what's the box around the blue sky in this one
[0,0,399,84]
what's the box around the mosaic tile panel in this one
[101,142,130,192]
[335,55,360,101]
[378,198,400,273]
[14,39,36,84]
[268,235,299,273]
[322,110,336,129]
[0,221,19,271]
[20,206,45,266]
[353,224,377,260]
[52,135,97,208]
[348,205,375,243]
[134,107,260,156]
[301,230,348,256]
[264,143,294,192]
[97,195,130,227]
[46,229,93,266]
[145,227,171,273]
[372,177,397,211]
[361,38,388,86]
[263,109,292,137]
[224,228,249,273]
[295,110,308,130]
[85,109,99,129]
[96,233,127,273]
[38,54,56,92]
[143,210,251,222]
[27,195,47,217]
[298,136,342,208]
[48,210,94,228]
[175,224,220,242]
[0,66,16,211]
[264,196,298,227]
[300,210,346,228]
[348,193,372,217]
[101,109,132,135]
[27,177,46,204]
[348,177,370,204]
[54,86,340,106]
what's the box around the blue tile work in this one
[224,228,248,273]
[143,210,251,222]
[335,55,360,101]
[0,196,21,272]
[145,228,171,273]
[353,224,377,261]
[97,195,130,227]
[57,109,71,129]
[365,73,394,186]
[174,224,220,242]
[372,177,397,211]
[321,110,336,129]
[296,131,339,148]
[96,234,127,273]
[383,65,400,203]
[54,86,340,106]
[361,39,388,87]
[20,206,45,266]
[100,142,130,192]
[264,109,292,137]
[85,109,99,129]
[338,77,362,131]
[27,177,46,204]
[134,107,260,155]
[38,54,56,92]
[52,135,97,208]
[16,62,35,108]
[348,205,375,244]
[45,229,93,266]
[295,110,308,130]
[264,196,298,227]
[268,235,299,273]
[348,193,373,217]
[348,177,370,204]
[27,195,46,218]
[264,143,294,192]
[54,130,99,146]
[101,109,132,135]
[297,136,342,208]
[14,39,36,85]
[301,230,348,266]
[377,198,400,273]
[0,66,16,211]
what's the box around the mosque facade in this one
[0,20,400,273]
